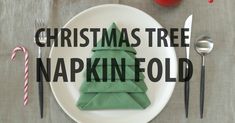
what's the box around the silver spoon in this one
[195,36,214,118]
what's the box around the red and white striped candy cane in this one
[11,46,29,106]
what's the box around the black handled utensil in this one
[184,15,193,118]
[184,67,190,118]
[37,61,43,118]
[35,19,47,118]
[195,36,214,118]
[200,65,205,118]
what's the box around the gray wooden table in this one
[0,0,235,123]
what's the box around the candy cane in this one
[11,46,29,106]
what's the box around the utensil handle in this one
[200,65,205,118]
[184,67,190,118]
[37,67,43,118]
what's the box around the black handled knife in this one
[184,15,193,118]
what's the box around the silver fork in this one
[34,19,46,118]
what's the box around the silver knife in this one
[185,15,193,61]
[184,14,193,118]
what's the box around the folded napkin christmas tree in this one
[77,23,151,110]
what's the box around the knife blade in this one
[184,14,193,118]
[184,15,193,60]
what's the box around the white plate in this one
[49,4,177,123]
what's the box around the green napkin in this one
[84,66,145,80]
[80,80,147,93]
[91,51,139,65]
[77,93,150,110]
[77,23,151,110]
[92,23,137,54]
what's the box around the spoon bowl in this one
[195,36,214,56]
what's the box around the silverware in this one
[34,19,47,118]
[195,36,214,118]
[184,14,193,118]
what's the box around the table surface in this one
[0,0,235,123]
